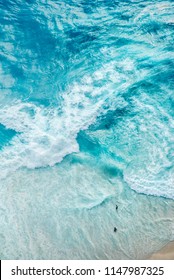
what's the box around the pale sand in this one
[149,241,174,260]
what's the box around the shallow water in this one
[0,0,174,259]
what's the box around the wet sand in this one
[149,241,174,260]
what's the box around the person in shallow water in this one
[114,227,117,232]
[116,205,118,210]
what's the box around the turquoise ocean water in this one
[0,0,174,259]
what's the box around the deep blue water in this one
[0,0,174,259]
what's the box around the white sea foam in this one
[123,96,174,200]
[0,93,103,176]
[0,60,133,178]
[0,97,95,176]
[124,162,174,199]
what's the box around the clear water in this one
[0,0,174,259]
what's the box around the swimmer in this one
[114,227,117,232]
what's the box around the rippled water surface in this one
[0,0,174,259]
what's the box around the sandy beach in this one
[149,241,174,260]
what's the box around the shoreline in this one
[149,241,174,260]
